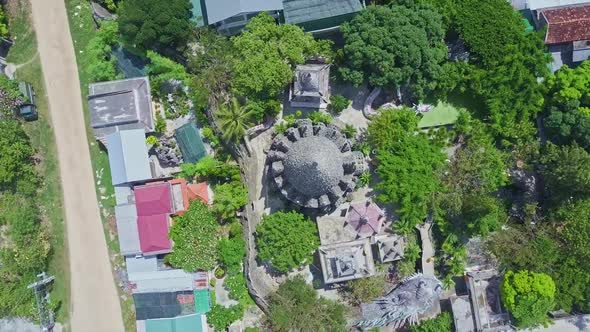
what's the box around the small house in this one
[106,129,153,186]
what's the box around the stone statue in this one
[355,274,443,328]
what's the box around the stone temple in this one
[267,119,366,212]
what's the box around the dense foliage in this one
[167,200,219,271]
[409,312,453,332]
[256,211,319,273]
[0,120,51,318]
[544,61,590,150]
[439,0,549,142]
[368,108,445,233]
[231,12,330,117]
[0,74,25,117]
[207,304,244,332]
[84,20,119,82]
[118,0,192,53]
[346,276,388,305]
[340,4,447,100]
[542,143,590,205]
[212,181,248,221]
[501,270,555,328]
[267,276,346,332]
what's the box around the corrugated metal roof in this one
[203,0,283,24]
[106,129,152,185]
[283,0,362,25]
[145,314,204,332]
[114,184,133,205]
[129,269,196,293]
[126,256,158,274]
[115,203,141,255]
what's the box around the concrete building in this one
[318,238,376,284]
[289,64,331,109]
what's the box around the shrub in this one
[224,273,253,306]
[167,201,219,271]
[410,312,453,332]
[85,21,120,82]
[347,276,387,304]
[501,270,555,328]
[207,304,244,332]
[212,181,248,221]
[214,267,225,279]
[329,95,350,114]
[218,237,246,270]
[155,112,166,133]
[256,211,319,273]
[145,135,158,146]
[209,278,216,287]
[0,6,8,38]
[308,111,332,125]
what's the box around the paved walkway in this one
[30,0,124,331]
[417,222,435,277]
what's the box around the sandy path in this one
[29,0,124,331]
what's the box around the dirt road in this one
[29,0,124,331]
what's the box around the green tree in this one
[207,304,244,332]
[85,20,120,82]
[501,270,556,328]
[410,312,453,332]
[146,50,190,92]
[268,276,346,332]
[558,199,590,268]
[214,97,255,143]
[187,28,235,109]
[231,13,331,101]
[542,143,590,204]
[218,237,246,271]
[167,201,219,271]
[347,276,388,305]
[0,120,37,195]
[368,109,445,232]
[339,4,447,100]
[256,211,319,273]
[118,0,192,53]
[544,61,590,150]
[212,181,248,221]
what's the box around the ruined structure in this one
[267,119,365,212]
[356,274,443,328]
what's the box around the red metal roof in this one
[187,182,209,205]
[137,214,172,253]
[134,182,173,216]
[543,5,590,44]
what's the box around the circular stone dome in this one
[283,135,344,198]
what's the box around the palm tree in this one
[214,97,255,143]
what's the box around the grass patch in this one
[64,1,135,330]
[5,0,69,324]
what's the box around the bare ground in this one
[29,0,124,330]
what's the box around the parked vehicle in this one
[15,81,37,121]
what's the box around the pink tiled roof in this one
[134,182,173,216]
[347,201,384,238]
[137,214,172,254]
[543,5,590,44]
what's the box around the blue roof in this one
[106,129,152,185]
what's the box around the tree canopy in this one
[368,108,445,233]
[542,143,590,204]
[501,270,555,328]
[231,13,331,102]
[118,0,192,53]
[544,61,590,150]
[409,312,453,332]
[339,4,447,100]
[268,276,346,332]
[255,211,319,273]
[167,200,219,271]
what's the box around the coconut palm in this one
[214,97,255,143]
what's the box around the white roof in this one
[204,0,283,24]
[528,0,590,10]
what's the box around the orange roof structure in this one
[543,5,590,44]
[187,182,210,205]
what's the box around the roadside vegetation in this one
[0,0,69,323]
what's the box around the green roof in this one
[145,314,204,332]
[175,123,207,164]
[194,289,211,314]
[283,0,363,31]
[417,102,461,129]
